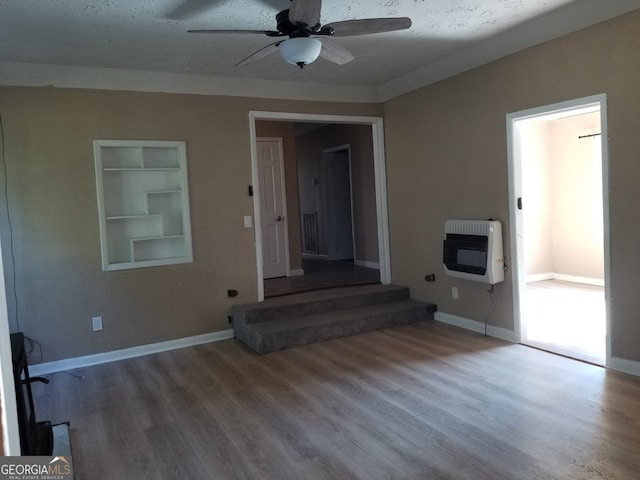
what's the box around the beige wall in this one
[384,10,640,360]
[549,112,604,280]
[295,124,379,264]
[0,87,380,362]
[521,120,554,276]
[523,112,604,281]
[254,121,302,272]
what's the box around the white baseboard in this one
[554,273,605,287]
[526,272,604,287]
[434,312,517,342]
[26,325,640,380]
[302,253,328,258]
[354,259,380,270]
[29,329,234,376]
[288,269,304,277]
[526,272,555,283]
[608,356,640,377]
[435,314,640,378]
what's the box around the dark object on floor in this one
[10,332,53,455]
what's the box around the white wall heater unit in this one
[443,220,505,285]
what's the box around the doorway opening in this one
[507,94,610,366]
[249,112,391,301]
[323,146,355,263]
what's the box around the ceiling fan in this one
[186,0,412,68]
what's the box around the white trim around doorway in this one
[506,93,611,366]
[248,111,391,302]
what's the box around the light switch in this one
[92,316,103,331]
[244,215,253,228]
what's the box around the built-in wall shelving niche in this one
[93,140,193,271]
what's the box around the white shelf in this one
[131,234,185,241]
[94,140,193,271]
[130,235,187,262]
[103,167,180,172]
[106,214,162,221]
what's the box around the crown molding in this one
[0,60,381,104]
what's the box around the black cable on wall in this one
[0,106,21,332]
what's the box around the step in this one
[233,292,436,354]
[232,284,411,326]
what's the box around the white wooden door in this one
[257,138,288,279]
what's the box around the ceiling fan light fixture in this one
[279,37,322,68]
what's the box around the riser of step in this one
[235,300,434,354]
[233,284,410,326]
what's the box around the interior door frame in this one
[323,144,356,261]
[249,111,391,302]
[506,93,611,365]
[0,238,20,454]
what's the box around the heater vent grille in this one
[302,211,319,254]
[445,220,493,237]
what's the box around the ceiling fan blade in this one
[325,17,412,36]
[289,0,322,27]
[318,38,354,65]
[188,29,282,36]
[236,41,282,67]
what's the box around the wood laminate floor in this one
[32,322,640,480]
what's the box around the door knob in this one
[275,216,284,222]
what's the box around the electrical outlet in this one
[92,316,103,331]
[451,287,459,300]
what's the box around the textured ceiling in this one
[1,0,639,99]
